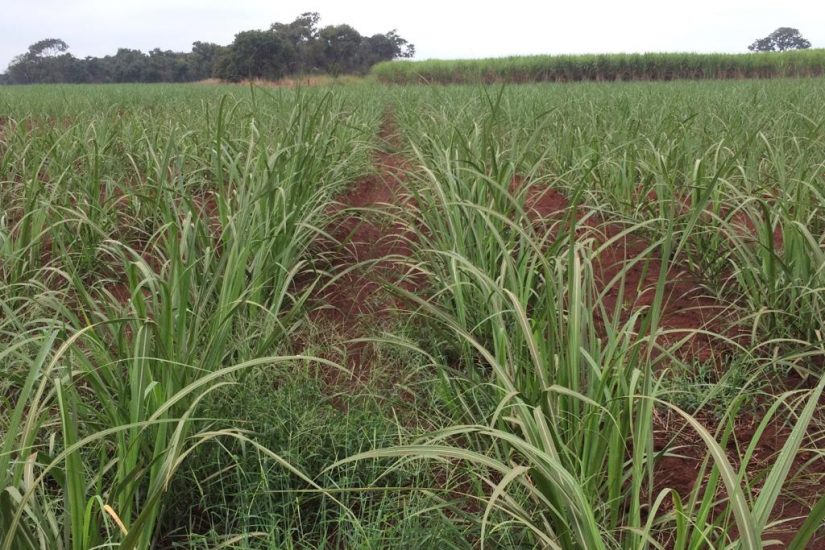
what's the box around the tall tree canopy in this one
[213,12,414,81]
[27,38,70,58]
[6,38,78,84]
[2,13,414,84]
[748,27,812,52]
[214,30,294,81]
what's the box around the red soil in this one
[522,179,823,546]
[651,404,824,547]
[637,185,785,251]
[304,115,420,385]
[522,181,730,363]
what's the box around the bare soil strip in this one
[304,114,418,386]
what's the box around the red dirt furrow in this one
[523,182,823,546]
[636,186,785,251]
[523,184,731,363]
[305,115,419,384]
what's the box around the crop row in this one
[373,50,825,84]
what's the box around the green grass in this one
[2,79,825,548]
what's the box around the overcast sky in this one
[1,0,823,71]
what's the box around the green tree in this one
[318,24,363,75]
[357,30,415,72]
[6,38,73,83]
[271,12,322,73]
[27,38,69,58]
[107,49,149,82]
[215,30,294,81]
[212,53,239,82]
[190,41,225,80]
[145,49,191,82]
[748,27,812,52]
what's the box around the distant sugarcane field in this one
[2,76,825,549]
[372,49,825,83]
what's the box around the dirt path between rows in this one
[303,113,419,388]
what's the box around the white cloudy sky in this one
[1,0,823,70]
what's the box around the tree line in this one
[1,13,414,85]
